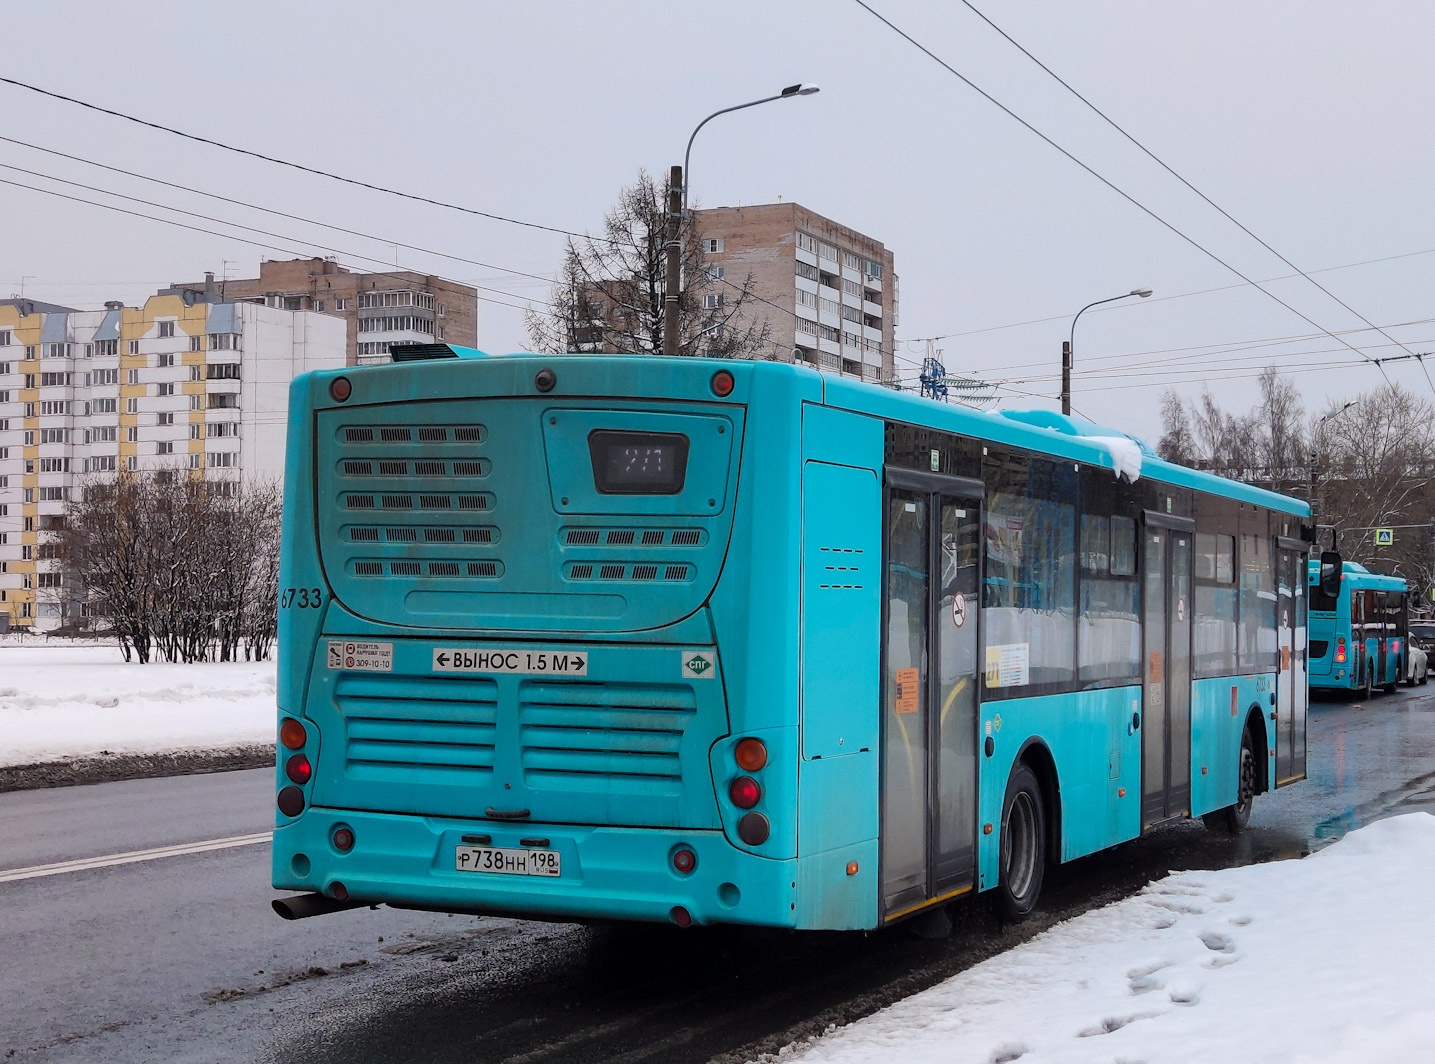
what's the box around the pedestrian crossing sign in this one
[1375,528,1394,546]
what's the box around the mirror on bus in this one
[1319,550,1343,598]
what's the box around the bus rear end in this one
[271,351,805,927]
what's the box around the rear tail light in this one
[672,847,697,874]
[738,812,770,846]
[280,718,307,750]
[329,376,351,402]
[734,738,768,772]
[710,370,735,397]
[1335,638,1346,663]
[728,776,761,809]
[285,754,312,784]
[277,786,305,817]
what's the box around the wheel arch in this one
[1014,737,1062,866]
[1244,705,1269,795]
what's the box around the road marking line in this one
[0,831,273,883]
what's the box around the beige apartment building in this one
[0,295,344,631]
[163,258,479,366]
[694,202,897,382]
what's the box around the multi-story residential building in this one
[162,257,479,366]
[0,294,345,631]
[693,203,897,382]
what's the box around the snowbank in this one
[782,812,1435,1064]
[0,646,276,766]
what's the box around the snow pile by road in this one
[785,812,1435,1064]
[0,646,276,766]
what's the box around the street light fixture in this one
[664,85,821,355]
[1061,287,1153,416]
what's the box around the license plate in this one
[455,845,561,877]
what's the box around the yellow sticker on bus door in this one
[895,668,920,714]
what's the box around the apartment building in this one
[0,294,345,631]
[163,257,479,366]
[694,203,897,382]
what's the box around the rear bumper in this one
[272,807,797,928]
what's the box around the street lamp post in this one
[664,84,820,356]
[1061,287,1152,416]
[1310,401,1358,526]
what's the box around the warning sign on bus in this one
[431,648,588,676]
[327,641,393,672]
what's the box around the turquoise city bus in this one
[1308,561,1407,696]
[270,349,1314,930]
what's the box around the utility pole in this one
[663,165,683,356]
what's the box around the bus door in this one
[880,470,982,919]
[1274,541,1307,785]
[1141,514,1193,828]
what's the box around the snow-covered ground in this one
[783,812,1435,1064]
[5,646,1433,1063]
[0,645,275,766]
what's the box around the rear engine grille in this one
[336,674,498,784]
[339,458,491,478]
[341,424,487,445]
[351,559,504,578]
[518,680,696,793]
[343,492,494,512]
[344,526,498,545]
[560,527,707,548]
[564,562,692,582]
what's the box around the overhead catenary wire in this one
[0,162,557,311]
[850,0,1395,386]
[0,76,601,244]
[0,177,542,315]
[956,0,1433,385]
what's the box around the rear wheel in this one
[1384,661,1399,695]
[997,763,1046,921]
[1202,728,1256,835]
[1363,664,1376,701]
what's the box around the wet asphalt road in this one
[4,685,1435,1064]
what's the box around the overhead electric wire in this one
[956,0,1431,378]
[850,0,1395,385]
[0,76,597,243]
[0,177,541,315]
[905,246,1435,343]
[0,161,555,310]
[0,134,560,289]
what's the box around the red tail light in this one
[711,370,735,397]
[672,847,697,874]
[285,754,312,784]
[332,826,355,853]
[729,776,761,809]
[1335,638,1346,663]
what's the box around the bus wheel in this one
[1203,729,1256,835]
[1384,664,1399,695]
[997,763,1046,921]
[1363,665,1375,701]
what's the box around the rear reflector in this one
[672,848,697,874]
[670,906,692,928]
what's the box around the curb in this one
[0,745,275,794]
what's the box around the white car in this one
[1406,637,1429,686]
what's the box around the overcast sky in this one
[3,0,1432,442]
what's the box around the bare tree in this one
[1318,384,1435,592]
[1156,388,1197,465]
[55,472,284,663]
[525,170,772,359]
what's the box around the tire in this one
[1364,665,1376,701]
[1202,728,1257,835]
[1421,666,1428,686]
[997,762,1047,921]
